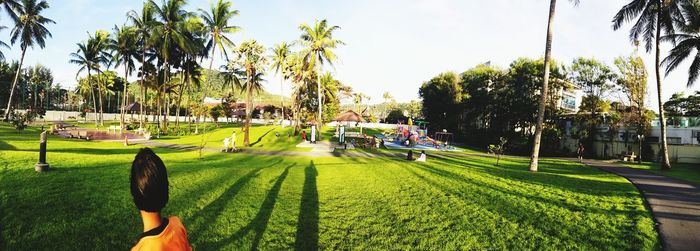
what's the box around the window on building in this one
[667,137,682,145]
[561,95,576,110]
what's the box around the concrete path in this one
[582,159,700,251]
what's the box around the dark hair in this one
[130,148,169,212]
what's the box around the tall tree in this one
[149,0,192,131]
[615,53,648,162]
[612,0,687,170]
[663,1,700,87]
[529,0,579,172]
[298,19,344,130]
[270,42,290,126]
[0,25,10,60]
[230,40,267,146]
[199,0,240,103]
[109,24,138,130]
[4,0,54,120]
[127,2,155,129]
[69,41,100,125]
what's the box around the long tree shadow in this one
[207,164,293,250]
[249,128,275,147]
[188,159,283,238]
[294,161,319,251]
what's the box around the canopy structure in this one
[333,110,365,122]
[124,102,141,113]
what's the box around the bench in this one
[107,125,121,133]
[619,151,637,162]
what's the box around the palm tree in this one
[528,0,579,172]
[198,0,240,103]
[127,2,155,129]
[0,26,10,60]
[109,24,138,130]
[231,40,267,146]
[149,0,193,131]
[4,0,54,121]
[0,0,20,21]
[298,19,344,133]
[612,0,688,170]
[663,2,700,87]
[69,42,100,125]
[90,30,112,126]
[271,42,291,127]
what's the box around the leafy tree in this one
[385,109,408,124]
[570,57,615,148]
[529,0,580,172]
[612,0,688,170]
[0,0,20,21]
[209,104,223,127]
[419,72,463,135]
[4,0,54,121]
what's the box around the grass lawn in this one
[0,124,658,250]
[624,161,700,185]
[157,124,309,152]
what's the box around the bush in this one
[9,111,35,133]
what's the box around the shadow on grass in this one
[429,155,634,195]
[206,164,293,250]
[249,128,275,147]
[187,159,283,238]
[403,165,647,249]
[294,161,319,251]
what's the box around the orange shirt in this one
[131,216,192,251]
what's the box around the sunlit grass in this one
[624,161,700,185]
[0,124,658,250]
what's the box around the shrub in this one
[9,111,35,133]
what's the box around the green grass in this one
[0,124,658,250]
[624,162,700,185]
[157,124,308,152]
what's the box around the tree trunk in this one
[140,43,146,129]
[529,0,557,172]
[4,48,27,120]
[655,6,672,169]
[97,74,105,126]
[280,77,285,127]
[317,71,322,138]
[200,44,217,104]
[121,63,128,130]
[88,69,98,126]
[175,71,185,129]
[244,79,252,146]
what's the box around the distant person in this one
[223,137,230,152]
[130,148,192,251]
[577,143,585,163]
[416,150,427,162]
[301,130,307,141]
[230,131,237,150]
[407,150,414,161]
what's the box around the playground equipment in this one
[382,121,456,151]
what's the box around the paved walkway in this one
[582,159,700,251]
[136,141,700,250]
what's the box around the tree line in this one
[420,55,651,156]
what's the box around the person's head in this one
[408,150,413,154]
[421,150,425,154]
[130,148,169,213]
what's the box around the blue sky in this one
[1,0,699,106]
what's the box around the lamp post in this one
[637,134,644,164]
